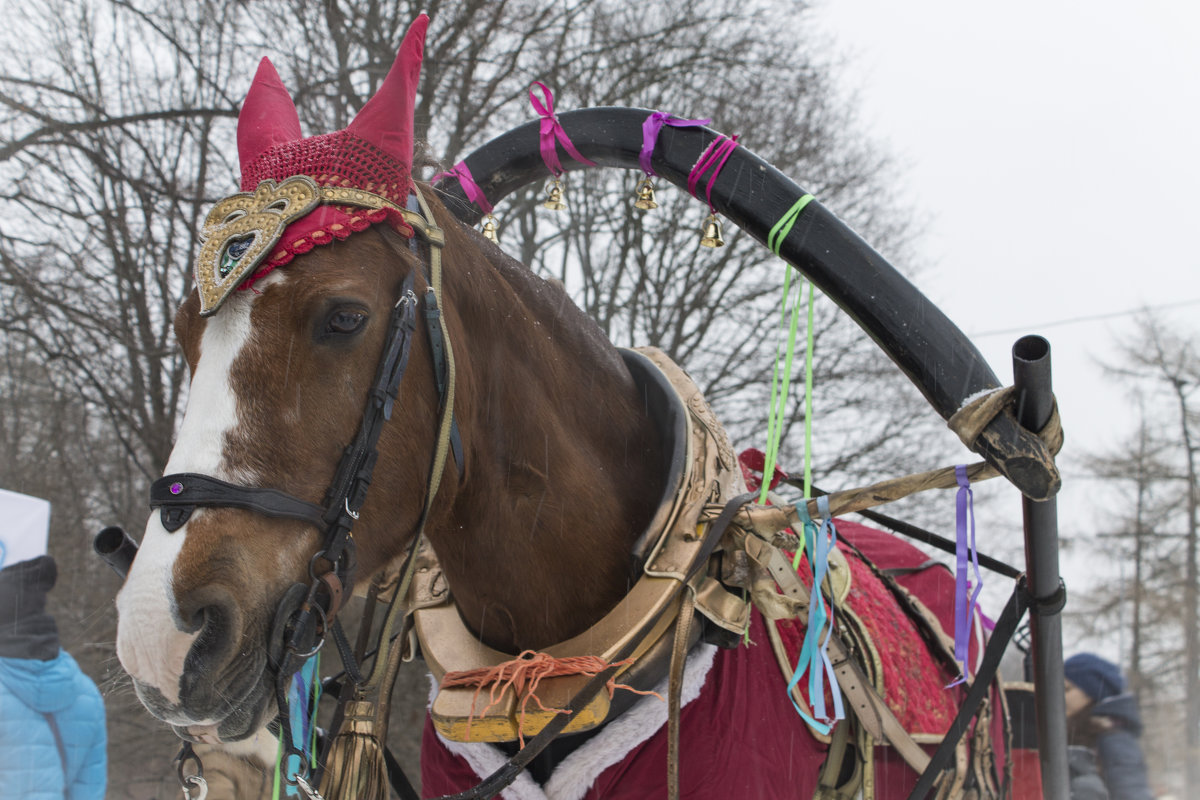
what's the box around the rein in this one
[150,186,454,795]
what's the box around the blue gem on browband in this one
[220,237,255,276]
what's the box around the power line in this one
[969,297,1200,339]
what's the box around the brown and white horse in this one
[114,15,1005,799]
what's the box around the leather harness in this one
[150,184,1006,799]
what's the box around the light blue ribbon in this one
[787,496,845,733]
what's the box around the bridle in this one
[149,184,458,793]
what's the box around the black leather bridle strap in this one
[150,474,326,532]
[905,577,1032,800]
[318,269,420,562]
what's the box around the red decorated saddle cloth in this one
[770,519,1009,799]
[420,518,1013,799]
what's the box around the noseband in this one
[149,186,458,772]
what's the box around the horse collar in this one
[412,347,749,744]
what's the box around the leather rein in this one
[150,187,456,794]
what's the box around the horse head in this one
[114,16,448,743]
[114,14,665,747]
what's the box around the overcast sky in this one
[809,0,1200,642]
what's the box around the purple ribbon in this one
[950,464,983,686]
[640,112,711,176]
[433,161,494,215]
[686,134,739,212]
[529,82,596,176]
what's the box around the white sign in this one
[0,488,51,568]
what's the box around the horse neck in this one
[431,230,665,654]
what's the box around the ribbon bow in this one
[434,161,494,215]
[640,111,711,176]
[529,82,596,176]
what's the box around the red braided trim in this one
[239,205,414,292]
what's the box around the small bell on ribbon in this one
[481,214,499,242]
[699,213,725,247]
[633,177,658,210]
[542,178,567,211]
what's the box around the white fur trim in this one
[431,643,719,800]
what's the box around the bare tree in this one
[1072,315,1200,793]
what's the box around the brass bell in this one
[542,178,567,211]
[699,213,725,248]
[633,177,658,210]
[481,214,499,242]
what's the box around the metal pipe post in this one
[94,525,138,579]
[1012,335,1069,798]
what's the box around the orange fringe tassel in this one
[440,650,664,746]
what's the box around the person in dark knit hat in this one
[0,555,107,799]
[1064,653,1153,800]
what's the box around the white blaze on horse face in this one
[116,286,264,711]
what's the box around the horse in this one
[112,14,1027,800]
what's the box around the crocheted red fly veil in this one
[190,14,428,314]
[238,13,427,204]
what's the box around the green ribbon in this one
[760,194,816,522]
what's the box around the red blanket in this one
[420,520,1005,799]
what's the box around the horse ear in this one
[347,13,428,173]
[237,57,302,170]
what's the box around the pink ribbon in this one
[529,82,596,176]
[433,161,494,215]
[640,112,711,176]
[686,134,739,212]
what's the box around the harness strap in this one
[666,590,697,800]
[905,577,1030,800]
[409,190,464,477]
[319,188,457,799]
[750,537,934,775]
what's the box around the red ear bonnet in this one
[221,14,429,285]
[347,13,427,174]
[237,58,303,169]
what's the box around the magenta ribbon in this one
[686,134,739,212]
[529,82,596,176]
[640,112,711,176]
[433,161,494,215]
[949,464,983,686]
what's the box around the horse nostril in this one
[176,584,246,709]
[175,584,242,661]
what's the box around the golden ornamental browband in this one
[194,176,433,317]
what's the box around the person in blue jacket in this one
[1064,652,1154,800]
[0,555,107,800]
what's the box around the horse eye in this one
[325,309,367,336]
